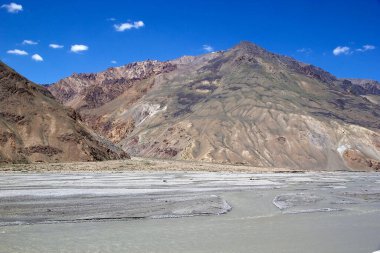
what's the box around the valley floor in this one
[0,157,296,173]
[0,163,379,252]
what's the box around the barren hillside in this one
[0,62,129,163]
[49,42,380,171]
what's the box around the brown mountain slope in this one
[0,61,129,163]
[49,41,380,171]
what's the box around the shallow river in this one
[0,172,379,253]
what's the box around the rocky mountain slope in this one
[341,78,380,95]
[339,78,380,105]
[0,62,129,163]
[49,42,380,171]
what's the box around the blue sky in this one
[1,0,379,84]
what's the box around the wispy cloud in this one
[7,49,28,55]
[31,54,43,62]
[49,44,64,49]
[356,44,376,52]
[203,44,214,52]
[297,48,312,55]
[114,21,144,32]
[22,40,38,45]
[333,44,376,56]
[333,46,351,56]
[70,44,89,53]
[1,2,22,13]
[111,60,117,64]
[107,17,116,21]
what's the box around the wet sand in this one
[0,171,380,252]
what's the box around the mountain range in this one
[1,41,379,170]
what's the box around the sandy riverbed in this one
[0,168,380,252]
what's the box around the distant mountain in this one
[0,61,129,163]
[49,41,380,171]
[339,78,380,95]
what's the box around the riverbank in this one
[0,157,297,173]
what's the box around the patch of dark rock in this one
[58,133,81,144]
[156,147,179,157]
[173,107,193,118]
[67,109,81,121]
[177,92,205,106]
[234,55,258,65]
[129,136,139,145]
[14,87,33,96]
[206,94,227,101]
[332,99,345,109]
[100,120,113,132]
[83,87,111,109]
[77,127,94,141]
[24,145,63,157]
[0,132,15,144]
[355,103,370,110]
[102,77,130,86]
[277,136,287,144]
[173,91,205,117]
[300,65,336,84]
[371,110,379,117]
[50,87,76,103]
[88,146,109,161]
[228,87,241,91]
[199,57,228,73]
[0,112,25,123]
[73,73,97,80]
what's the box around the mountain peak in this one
[231,41,267,54]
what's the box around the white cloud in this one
[49,44,64,49]
[1,2,22,13]
[114,21,144,31]
[356,44,376,52]
[297,48,312,55]
[70,44,89,53]
[31,54,43,62]
[333,44,375,55]
[363,44,375,50]
[107,17,116,21]
[111,60,117,64]
[22,40,38,45]
[203,44,214,52]
[7,49,28,55]
[333,46,350,56]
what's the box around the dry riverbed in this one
[0,159,380,252]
